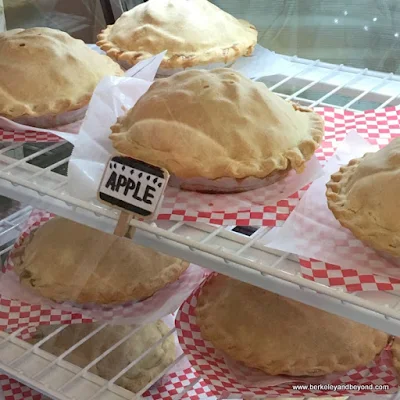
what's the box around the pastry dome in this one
[110,68,324,180]
[0,27,123,119]
[197,275,388,376]
[327,138,400,256]
[97,0,257,69]
[14,217,189,304]
[32,320,176,393]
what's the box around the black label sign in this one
[98,156,169,217]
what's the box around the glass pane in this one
[121,0,142,10]
[0,0,5,32]
[211,0,400,74]
[3,0,106,42]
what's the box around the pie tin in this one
[168,168,290,194]
[375,250,400,268]
[11,106,87,129]
[11,225,147,308]
[176,276,399,397]
[156,61,236,77]
[117,59,235,77]
[5,211,206,325]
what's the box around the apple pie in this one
[0,27,123,127]
[391,337,400,376]
[97,0,257,72]
[327,138,400,258]
[196,275,389,376]
[110,68,324,193]
[13,217,189,304]
[31,320,175,393]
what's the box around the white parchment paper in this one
[0,48,321,216]
[264,131,400,279]
[177,277,399,396]
[64,51,322,213]
[0,51,166,136]
[221,350,369,388]
[1,209,206,326]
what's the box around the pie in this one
[97,0,258,72]
[0,27,123,127]
[110,68,324,193]
[196,275,389,376]
[326,138,400,257]
[31,320,175,393]
[13,217,189,304]
[391,338,400,376]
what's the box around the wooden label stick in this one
[98,155,169,238]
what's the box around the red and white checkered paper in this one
[3,105,400,226]
[0,375,42,400]
[2,106,400,398]
[142,367,213,399]
[0,209,208,400]
[176,278,399,398]
[0,304,208,400]
[158,105,400,225]
[289,119,400,289]
[0,368,212,400]
[0,129,64,143]
[279,106,400,292]
[0,299,211,400]
[3,209,205,325]
[0,244,92,400]
[299,258,400,292]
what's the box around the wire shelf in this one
[0,324,195,400]
[1,53,400,399]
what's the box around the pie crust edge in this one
[326,154,399,257]
[110,103,324,180]
[0,28,125,119]
[96,21,257,70]
[0,92,92,120]
[12,220,190,305]
[196,274,389,376]
[391,337,400,376]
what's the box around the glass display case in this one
[0,1,400,400]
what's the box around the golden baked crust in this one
[196,275,389,376]
[13,217,189,304]
[326,138,400,257]
[0,27,124,119]
[97,0,257,70]
[110,69,324,180]
[31,320,175,393]
[391,337,400,376]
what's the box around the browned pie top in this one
[14,217,189,304]
[196,275,389,376]
[327,138,400,257]
[0,27,123,119]
[32,320,176,392]
[97,0,257,69]
[110,68,324,180]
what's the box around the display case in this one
[1,1,400,399]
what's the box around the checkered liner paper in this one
[0,210,209,400]
[0,303,212,400]
[295,107,400,292]
[176,278,399,398]
[0,298,211,400]
[0,368,213,400]
[2,209,205,325]
[2,108,400,398]
[2,105,400,226]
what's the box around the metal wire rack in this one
[1,53,400,398]
[0,324,196,400]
